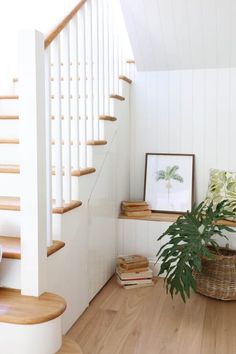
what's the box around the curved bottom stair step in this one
[0,288,66,354]
[0,236,65,260]
[0,288,66,325]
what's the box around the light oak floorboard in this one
[57,337,83,354]
[61,277,236,354]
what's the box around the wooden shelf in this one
[119,212,181,222]
[119,212,236,226]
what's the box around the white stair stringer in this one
[86,80,131,300]
[67,80,129,204]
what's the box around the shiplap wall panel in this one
[130,68,236,203]
[229,70,236,168]
[217,69,230,170]
[169,71,181,153]
[118,219,236,261]
[180,71,193,153]
[192,70,205,201]
[205,70,217,172]
[155,72,169,152]
[117,219,172,258]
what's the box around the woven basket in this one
[193,246,236,301]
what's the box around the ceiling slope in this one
[120,0,236,71]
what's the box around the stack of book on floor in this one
[116,255,154,289]
[121,200,152,217]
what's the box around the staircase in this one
[0,0,133,353]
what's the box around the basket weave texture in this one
[193,246,236,301]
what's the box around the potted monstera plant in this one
[157,200,236,302]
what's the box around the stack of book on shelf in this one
[121,200,152,217]
[116,255,154,289]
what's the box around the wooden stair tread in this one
[0,115,73,121]
[0,95,19,99]
[0,196,82,214]
[86,140,107,146]
[0,116,19,120]
[53,166,96,177]
[109,94,125,101]
[0,138,106,145]
[0,115,117,121]
[71,167,96,176]
[99,115,117,122]
[126,59,135,64]
[0,164,20,173]
[0,138,19,144]
[0,164,96,176]
[119,212,236,226]
[0,236,65,260]
[119,75,132,84]
[0,288,66,324]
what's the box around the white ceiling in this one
[120,0,236,71]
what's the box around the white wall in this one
[130,68,236,204]
[120,0,236,71]
[0,0,79,92]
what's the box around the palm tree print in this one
[156,165,184,202]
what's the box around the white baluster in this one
[103,0,110,115]
[92,0,99,140]
[85,1,94,144]
[78,7,87,168]
[108,1,115,95]
[44,47,53,247]
[98,0,105,138]
[70,16,80,199]
[61,26,72,204]
[52,36,63,207]
[114,30,120,94]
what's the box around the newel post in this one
[18,30,47,296]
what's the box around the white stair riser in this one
[0,145,20,164]
[0,259,21,289]
[0,209,61,239]
[0,143,110,166]
[0,317,62,354]
[0,172,100,198]
[0,174,21,196]
[0,100,18,115]
[0,120,19,137]
[0,210,20,235]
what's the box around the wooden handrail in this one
[44,0,87,49]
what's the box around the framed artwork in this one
[144,153,195,213]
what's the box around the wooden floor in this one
[58,276,236,354]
